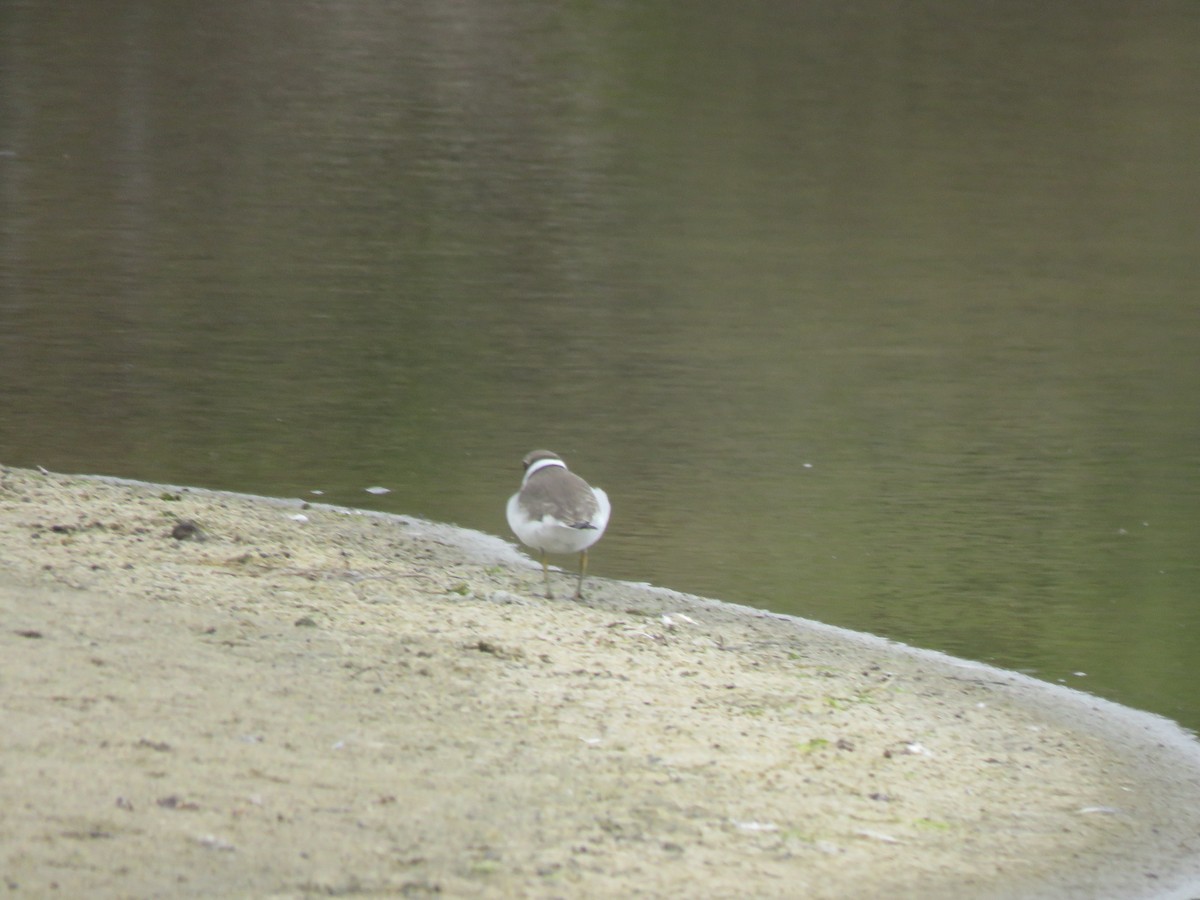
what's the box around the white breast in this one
[507,486,610,555]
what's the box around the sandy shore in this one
[2,465,1199,898]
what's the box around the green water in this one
[2,2,1198,730]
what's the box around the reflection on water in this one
[2,2,1198,731]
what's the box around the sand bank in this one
[2,465,1199,898]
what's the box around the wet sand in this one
[2,464,1199,898]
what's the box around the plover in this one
[506,449,610,599]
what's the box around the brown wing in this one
[521,468,600,527]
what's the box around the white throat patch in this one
[522,458,567,484]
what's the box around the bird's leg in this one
[574,549,589,600]
[541,551,554,599]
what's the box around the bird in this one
[506,449,610,600]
